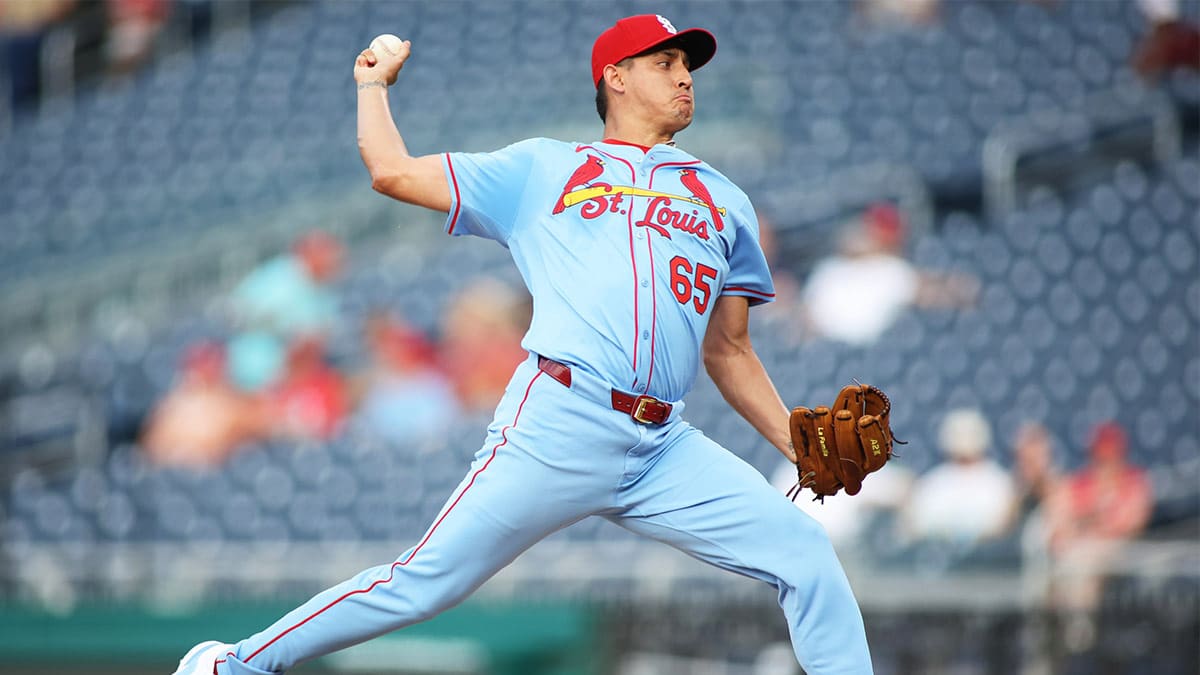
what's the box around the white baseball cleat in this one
[172,640,232,675]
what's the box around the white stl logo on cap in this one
[656,15,678,34]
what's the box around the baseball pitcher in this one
[175,14,893,675]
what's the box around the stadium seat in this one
[0,3,1196,612]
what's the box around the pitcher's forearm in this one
[355,84,451,211]
[707,349,793,461]
[357,84,408,184]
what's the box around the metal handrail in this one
[764,160,935,238]
[982,85,1182,220]
[0,181,414,364]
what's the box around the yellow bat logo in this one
[562,185,728,215]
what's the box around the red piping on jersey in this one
[601,138,653,153]
[640,161,701,393]
[445,153,463,235]
[576,144,636,174]
[647,159,702,180]
[627,208,641,376]
[643,233,658,392]
[231,371,546,670]
[724,285,776,300]
[579,144,642,378]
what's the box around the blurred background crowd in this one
[0,1,1198,674]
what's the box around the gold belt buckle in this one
[632,395,659,424]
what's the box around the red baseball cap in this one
[591,14,717,88]
[1089,421,1128,461]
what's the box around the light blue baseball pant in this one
[214,353,872,674]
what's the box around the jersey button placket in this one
[631,199,656,393]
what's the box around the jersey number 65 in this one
[670,255,719,315]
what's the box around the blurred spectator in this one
[438,277,531,413]
[227,231,345,392]
[225,329,287,393]
[140,341,264,468]
[1133,0,1200,79]
[757,211,803,305]
[753,211,806,345]
[350,312,459,443]
[1044,422,1153,611]
[104,0,168,76]
[801,203,978,346]
[0,0,76,109]
[903,408,1016,544]
[857,0,940,27]
[1009,422,1061,535]
[230,230,344,339]
[772,459,914,553]
[264,336,349,441]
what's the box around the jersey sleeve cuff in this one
[442,152,464,236]
[722,286,776,306]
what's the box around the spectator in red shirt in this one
[106,0,169,75]
[1045,422,1153,613]
[1133,0,1200,79]
[266,337,349,441]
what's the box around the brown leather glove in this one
[788,383,897,502]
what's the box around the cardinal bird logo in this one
[553,155,606,214]
[678,168,724,232]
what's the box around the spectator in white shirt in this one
[802,203,977,346]
[904,408,1016,544]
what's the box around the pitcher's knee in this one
[410,584,472,623]
[781,504,835,546]
[342,560,474,628]
[775,509,844,571]
[379,569,475,625]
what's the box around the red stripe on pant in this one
[216,370,546,671]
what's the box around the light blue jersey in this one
[445,138,774,402]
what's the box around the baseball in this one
[369,33,404,58]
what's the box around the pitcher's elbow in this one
[702,347,729,377]
[370,171,399,196]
